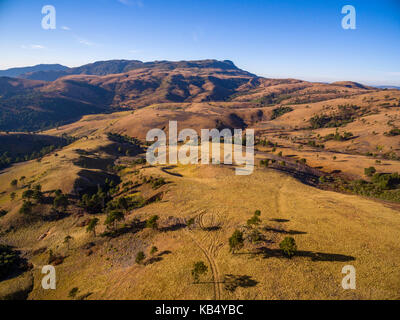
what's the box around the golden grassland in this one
[1,162,400,300]
[0,87,400,300]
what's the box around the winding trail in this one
[184,211,223,300]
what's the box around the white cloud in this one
[61,26,71,31]
[129,49,141,54]
[21,44,46,50]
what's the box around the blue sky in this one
[0,0,399,85]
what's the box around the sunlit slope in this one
[18,165,400,300]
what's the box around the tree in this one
[191,261,208,283]
[19,200,33,215]
[117,197,129,213]
[54,194,69,210]
[10,179,18,187]
[279,237,297,258]
[22,189,34,200]
[104,210,124,230]
[64,235,73,251]
[135,251,146,265]
[247,210,261,228]
[146,215,159,230]
[187,217,195,229]
[150,246,158,256]
[86,218,99,237]
[10,192,16,200]
[32,185,44,203]
[229,230,244,253]
[364,166,377,177]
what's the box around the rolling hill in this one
[0,59,399,300]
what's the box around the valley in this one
[0,60,399,300]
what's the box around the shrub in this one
[146,215,159,229]
[135,251,146,264]
[229,230,244,253]
[0,245,21,280]
[191,261,208,283]
[0,209,7,217]
[54,194,69,210]
[364,167,377,177]
[279,237,297,258]
[19,200,33,215]
[150,246,158,256]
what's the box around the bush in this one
[229,230,244,253]
[279,237,297,258]
[19,200,33,215]
[191,261,208,283]
[135,251,146,264]
[0,245,21,280]
[146,215,159,229]
[364,167,377,177]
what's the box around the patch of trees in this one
[0,134,76,170]
[0,90,107,132]
[384,128,400,136]
[0,209,7,217]
[0,245,22,280]
[107,132,141,146]
[271,106,294,120]
[334,172,400,203]
[252,93,292,107]
[323,129,354,142]
[309,104,362,129]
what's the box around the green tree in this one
[279,237,297,258]
[19,200,33,215]
[10,192,16,200]
[191,261,208,283]
[135,251,146,265]
[10,179,18,187]
[146,215,159,230]
[104,210,124,230]
[247,210,261,228]
[364,166,377,177]
[64,235,73,251]
[229,230,244,253]
[54,194,70,210]
[86,218,99,237]
[22,189,34,200]
[150,246,158,256]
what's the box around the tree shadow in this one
[161,166,183,177]
[159,223,187,232]
[144,250,172,265]
[257,247,355,262]
[223,274,258,292]
[269,218,290,223]
[263,227,307,235]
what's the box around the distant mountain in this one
[374,85,400,90]
[18,59,249,81]
[0,64,68,78]
[0,59,377,132]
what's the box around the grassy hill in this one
[0,60,399,300]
